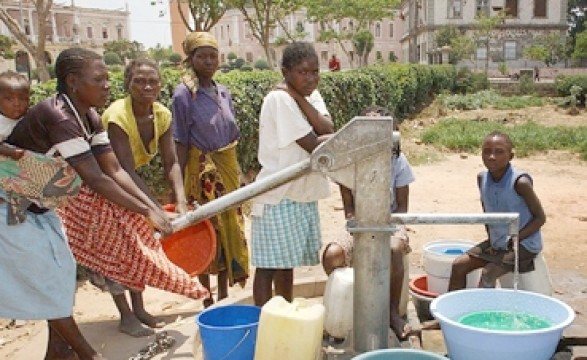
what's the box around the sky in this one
[56,0,172,48]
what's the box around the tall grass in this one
[421,118,587,160]
[438,90,544,110]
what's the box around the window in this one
[375,23,381,38]
[448,0,462,18]
[86,26,93,39]
[102,27,108,39]
[246,52,253,62]
[389,23,394,38]
[505,0,518,17]
[534,0,546,17]
[376,51,382,60]
[23,19,30,35]
[321,51,328,62]
[296,21,304,33]
[116,25,123,40]
[476,46,487,60]
[504,40,517,60]
[476,0,489,16]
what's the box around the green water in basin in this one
[458,310,552,331]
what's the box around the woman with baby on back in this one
[3,47,206,359]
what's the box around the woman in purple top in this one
[172,32,249,307]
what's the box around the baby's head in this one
[281,42,320,96]
[0,71,30,120]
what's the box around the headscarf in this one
[182,32,218,56]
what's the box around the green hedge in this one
[555,75,587,97]
[30,64,456,194]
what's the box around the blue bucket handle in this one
[221,328,252,360]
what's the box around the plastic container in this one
[255,296,325,360]
[352,348,448,359]
[423,240,481,294]
[196,304,261,360]
[324,267,354,338]
[161,204,216,276]
[430,288,575,360]
[408,275,438,322]
[499,253,553,296]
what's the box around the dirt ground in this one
[1,104,586,359]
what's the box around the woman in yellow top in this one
[60,58,208,338]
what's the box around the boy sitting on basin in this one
[449,131,546,290]
[322,105,416,341]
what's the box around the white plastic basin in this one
[430,288,575,360]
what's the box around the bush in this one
[240,64,253,72]
[518,74,535,95]
[168,53,182,65]
[231,57,245,69]
[103,52,123,66]
[254,59,270,70]
[30,63,457,191]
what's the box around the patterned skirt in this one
[251,199,321,268]
[57,185,207,299]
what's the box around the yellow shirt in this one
[101,96,171,169]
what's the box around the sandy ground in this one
[1,104,586,359]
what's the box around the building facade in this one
[0,0,129,74]
[169,4,403,70]
[399,0,568,68]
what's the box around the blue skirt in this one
[0,197,76,320]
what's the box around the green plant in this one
[518,74,536,95]
[254,59,270,70]
[421,118,587,159]
[498,62,508,76]
[104,52,123,66]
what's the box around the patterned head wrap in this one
[182,32,218,56]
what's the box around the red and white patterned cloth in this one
[57,185,207,299]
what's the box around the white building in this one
[399,0,568,68]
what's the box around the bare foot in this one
[390,312,412,340]
[135,310,166,328]
[119,315,155,337]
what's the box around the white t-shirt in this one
[0,113,19,142]
[253,89,331,209]
[390,153,415,212]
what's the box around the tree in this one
[173,0,231,32]
[473,10,506,72]
[567,1,587,62]
[523,33,568,67]
[0,35,15,59]
[353,30,374,67]
[435,25,473,64]
[304,0,399,68]
[450,35,476,64]
[572,29,587,61]
[232,0,303,68]
[0,0,53,82]
[103,40,145,62]
[148,44,173,65]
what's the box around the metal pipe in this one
[347,212,520,232]
[171,158,312,231]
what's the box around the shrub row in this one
[30,63,457,194]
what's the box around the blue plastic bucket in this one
[352,349,447,359]
[196,304,261,360]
